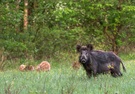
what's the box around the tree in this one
[24,0,28,30]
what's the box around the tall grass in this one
[0,53,135,94]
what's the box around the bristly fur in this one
[76,44,126,78]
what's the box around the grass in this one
[0,53,135,94]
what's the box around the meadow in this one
[0,53,135,94]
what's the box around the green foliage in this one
[0,0,135,59]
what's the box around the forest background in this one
[0,0,135,69]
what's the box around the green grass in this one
[0,55,135,94]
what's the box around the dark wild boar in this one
[76,44,126,78]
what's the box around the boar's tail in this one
[121,61,126,72]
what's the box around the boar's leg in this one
[110,67,122,77]
[86,70,92,78]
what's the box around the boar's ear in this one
[76,45,81,52]
[87,44,93,51]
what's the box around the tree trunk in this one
[103,15,120,54]
[111,38,119,54]
[24,0,28,30]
